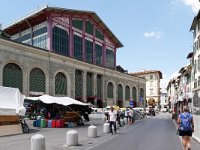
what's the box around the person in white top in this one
[108,106,117,134]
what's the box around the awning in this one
[26,95,90,106]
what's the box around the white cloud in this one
[182,0,200,13]
[144,31,162,39]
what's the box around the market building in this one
[0,6,146,108]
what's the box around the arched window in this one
[30,68,45,93]
[132,87,137,101]
[125,86,130,100]
[52,26,69,56]
[107,82,113,98]
[86,72,93,97]
[3,63,23,92]
[118,84,123,100]
[55,72,67,95]
[140,88,145,103]
[75,70,82,100]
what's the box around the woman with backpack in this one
[177,106,194,150]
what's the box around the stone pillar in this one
[82,70,87,102]
[70,68,75,98]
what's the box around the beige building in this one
[130,70,162,108]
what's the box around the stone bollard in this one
[115,121,119,129]
[103,123,110,134]
[31,134,46,150]
[88,125,97,138]
[66,130,78,146]
[124,118,128,125]
[120,119,124,127]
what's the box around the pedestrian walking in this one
[128,108,133,125]
[177,105,194,150]
[124,108,129,124]
[108,106,117,135]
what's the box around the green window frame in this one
[52,26,69,56]
[85,40,93,63]
[74,35,83,60]
[107,82,113,98]
[132,87,137,101]
[106,49,114,69]
[118,84,123,100]
[95,44,102,66]
[86,21,93,35]
[3,63,23,92]
[125,86,130,100]
[75,70,83,99]
[95,29,104,40]
[97,75,102,99]
[55,72,67,95]
[72,20,83,30]
[86,72,93,96]
[30,68,45,93]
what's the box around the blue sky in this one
[0,0,200,89]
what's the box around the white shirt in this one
[109,110,117,121]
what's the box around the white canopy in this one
[0,86,26,116]
[26,95,90,106]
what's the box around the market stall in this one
[0,86,26,136]
[26,95,91,128]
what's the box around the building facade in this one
[0,6,146,108]
[130,70,162,108]
[189,10,200,142]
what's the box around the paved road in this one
[0,113,199,150]
[86,113,183,150]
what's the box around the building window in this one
[52,26,69,56]
[118,84,123,100]
[75,70,83,100]
[30,68,45,93]
[86,21,93,35]
[132,87,137,101]
[125,86,130,100]
[150,75,153,80]
[97,75,102,99]
[95,29,104,40]
[74,35,83,60]
[86,72,93,97]
[55,72,67,95]
[95,44,102,66]
[72,20,83,30]
[198,55,200,71]
[150,88,154,95]
[107,82,113,98]
[198,76,200,87]
[106,49,114,69]
[3,63,23,92]
[85,40,93,63]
